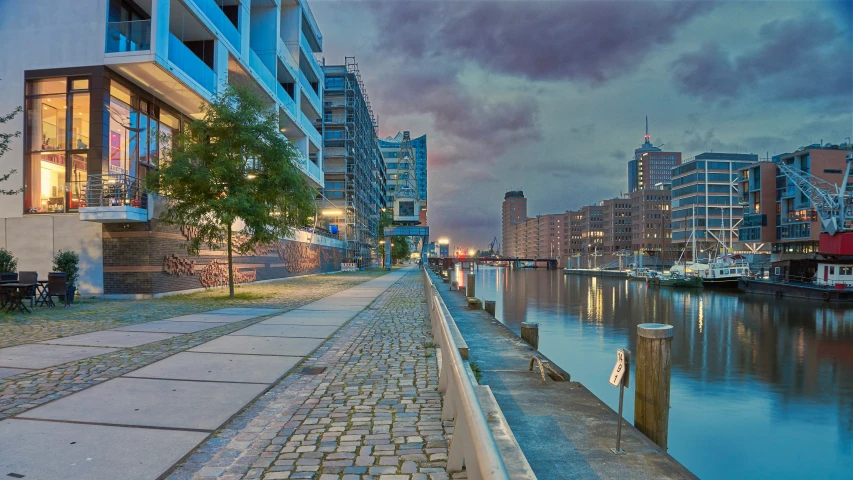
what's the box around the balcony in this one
[300,33,323,82]
[293,150,322,186]
[190,0,241,52]
[78,174,148,223]
[277,37,299,77]
[299,112,321,147]
[168,33,216,94]
[276,82,297,117]
[298,70,321,114]
[105,20,151,53]
[248,49,276,95]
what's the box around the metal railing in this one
[105,19,151,53]
[80,174,148,209]
[421,267,511,480]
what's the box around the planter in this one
[60,286,77,304]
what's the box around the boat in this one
[647,271,703,288]
[695,254,750,288]
[517,261,537,269]
[627,267,652,280]
[739,258,853,302]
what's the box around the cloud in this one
[672,15,853,102]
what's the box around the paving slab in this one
[111,320,225,334]
[0,419,207,480]
[295,302,369,311]
[0,344,119,369]
[166,313,258,323]
[0,367,29,379]
[41,331,180,348]
[124,352,301,384]
[206,307,283,316]
[21,377,268,431]
[231,323,340,338]
[189,335,324,356]
[260,312,355,326]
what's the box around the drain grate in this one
[301,366,326,375]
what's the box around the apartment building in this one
[321,58,385,265]
[501,190,527,258]
[671,153,757,254]
[738,145,853,256]
[631,185,674,268]
[601,196,632,255]
[0,0,339,296]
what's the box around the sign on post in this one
[609,349,630,455]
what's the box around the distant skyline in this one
[313,0,853,249]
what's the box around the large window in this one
[24,77,90,213]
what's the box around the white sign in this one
[609,349,628,387]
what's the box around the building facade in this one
[0,0,338,296]
[501,190,527,258]
[601,196,632,255]
[378,131,428,222]
[631,185,673,268]
[671,153,757,255]
[738,145,853,256]
[321,58,385,265]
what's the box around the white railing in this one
[422,267,511,480]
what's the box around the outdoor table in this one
[0,283,35,313]
[35,280,50,307]
[0,279,15,309]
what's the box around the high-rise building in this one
[321,57,385,265]
[0,0,335,295]
[670,153,757,254]
[627,117,681,192]
[501,190,527,257]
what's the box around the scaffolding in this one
[320,57,386,266]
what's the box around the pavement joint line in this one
[226,334,331,339]
[0,366,36,370]
[120,375,273,386]
[184,351,316,358]
[10,416,216,434]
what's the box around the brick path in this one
[0,271,388,419]
[170,269,452,480]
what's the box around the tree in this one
[391,237,411,262]
[147,84,315,297]
[0,95,22,195]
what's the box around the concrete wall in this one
[0,215,104,294]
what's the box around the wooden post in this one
[634,323,673,450]
[521,322,539,349]
[484,300,496,317]
[466,273,475,298]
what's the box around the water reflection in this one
[470,266,853,480]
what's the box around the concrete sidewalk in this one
[0,268,411,480]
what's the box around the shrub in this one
[53,250,80,288]
[0,248,16,273]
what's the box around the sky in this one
[311,0,853,250]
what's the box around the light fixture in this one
[246,174,257,180]
[322,209,343,216]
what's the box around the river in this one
[458,266,853,480]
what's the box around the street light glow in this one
[438,238,449,245]
[322,209,343,216]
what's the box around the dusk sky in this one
[313,0,853,250]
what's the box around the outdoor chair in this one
[17,271,37,308]
[44,273,68,308]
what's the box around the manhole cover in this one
[301,366,326,375]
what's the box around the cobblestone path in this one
[170,269,452,480]
[0,271,388,420]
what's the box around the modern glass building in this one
[0,0,334,295]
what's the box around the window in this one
[24,77,91,214]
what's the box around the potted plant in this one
[0,248,16,274]
[52,250,79,303]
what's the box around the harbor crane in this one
[778,152,853,254]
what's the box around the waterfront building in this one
[0,0,337,296]
[631,184,673,268]
[501,190,527,258]
[580,204,604,268]
[378,131,428,223]
[569,210,584,267]
[671,153,757,256]
[601,196,632,256]
[738,144,853,256]
[321,58,385,265]
[627,117,680,193]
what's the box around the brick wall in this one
[102,221,343,295]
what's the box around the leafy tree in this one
[147,84,315,297]
[0,95,22,195]
[391,237,411,262]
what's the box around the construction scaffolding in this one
[320,57,386,266]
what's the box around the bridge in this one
[427,257,560,270]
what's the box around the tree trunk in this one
[227,223,235,298]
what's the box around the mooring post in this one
[484,300,496,317]
[466,273,475,298]
[634,323,673,450]
[521,322,539,349]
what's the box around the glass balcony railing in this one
[307,159,322,184]
[190,0,241,51]
[277,37,298,74]
[249,49,276,93]
[275,82,297,117]
[299,112,322,146]
[300,33,323,80]
[298,70,321,113]
[105,20,151,53]
[168,33,216,93]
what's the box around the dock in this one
[427,268,695,479]
[563,268,629,278]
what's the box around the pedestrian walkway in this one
[168,267,448,480]
[0,268,416,480]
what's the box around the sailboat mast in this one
[692,205,697,262]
